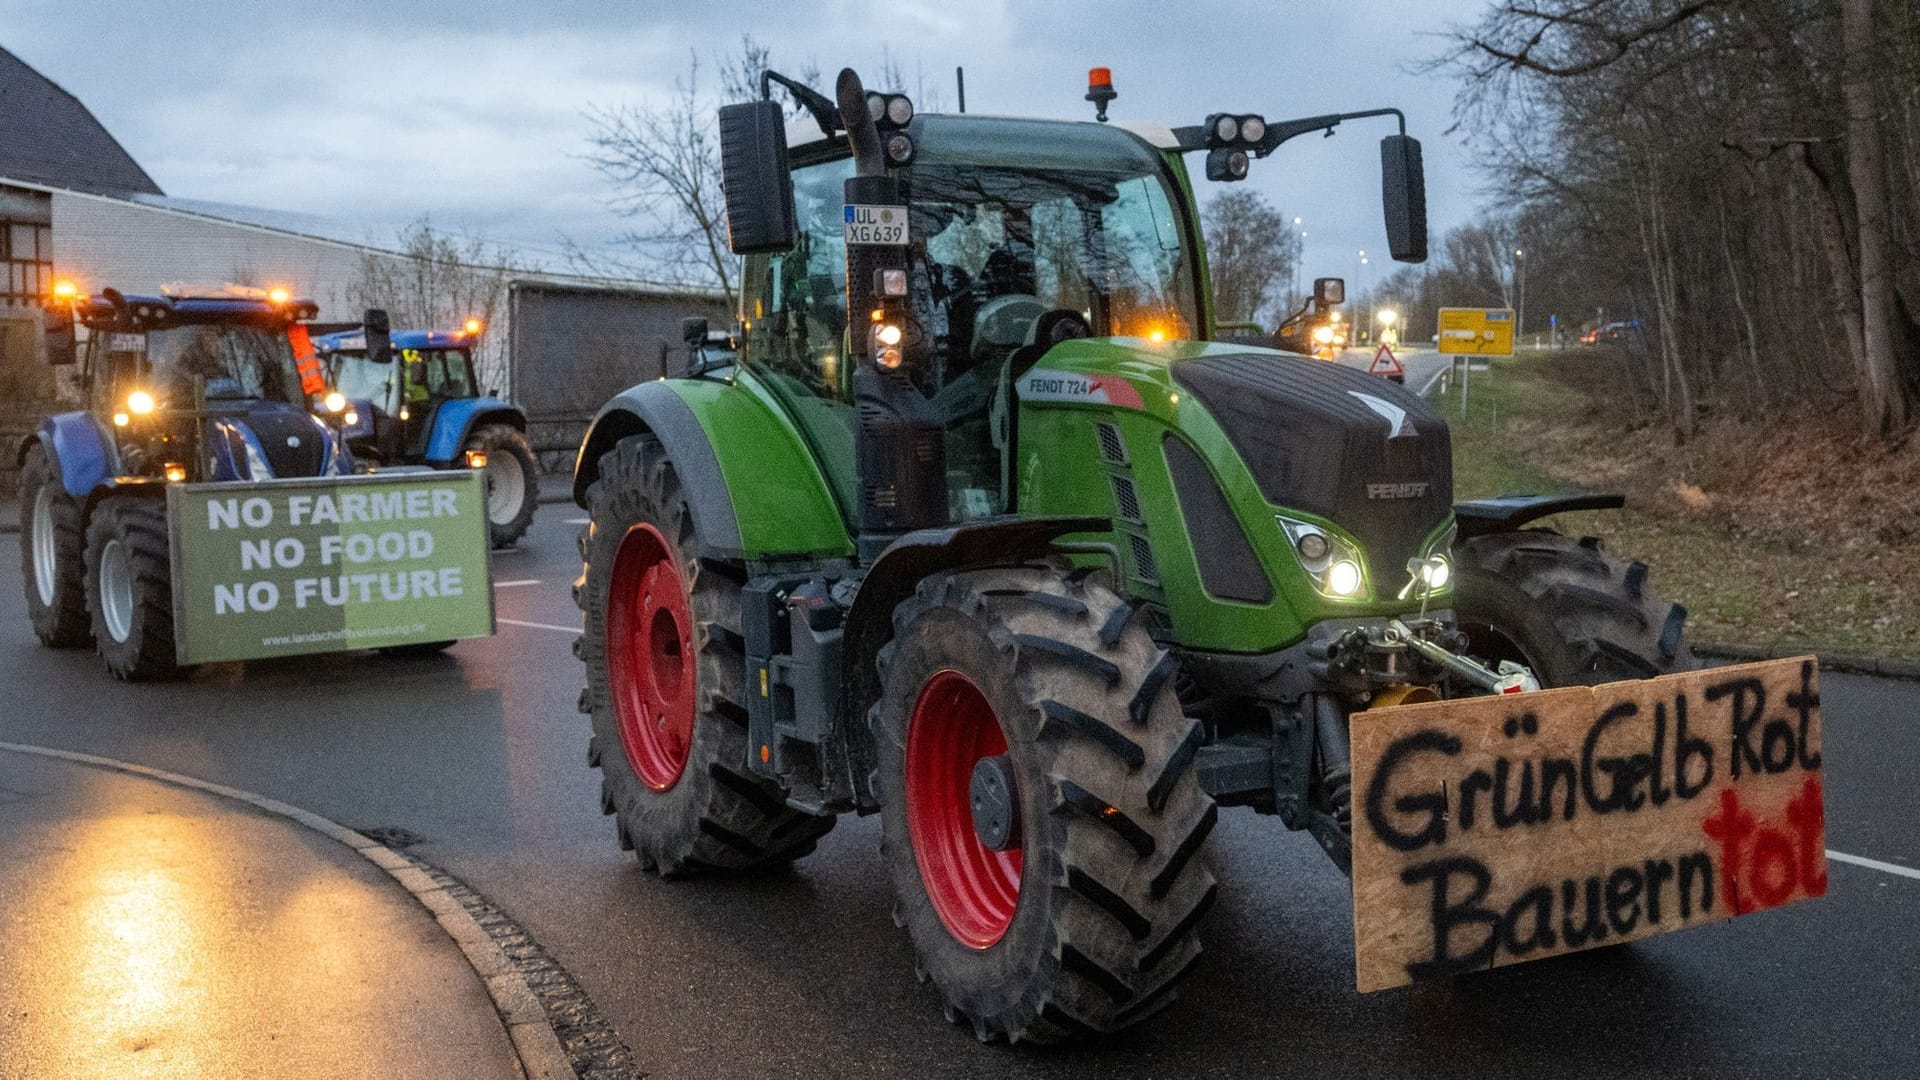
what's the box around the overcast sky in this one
[2,0,1491,284]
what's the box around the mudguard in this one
[573,379,850,561]
[422,399,525,464]
[1453,493,1625,538]
[27,414,117,498]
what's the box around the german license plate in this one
[844,204,908,246]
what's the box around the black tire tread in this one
[467,424,539,548]
[84,496,180,680]
[577,433,831,876]
[18,444,91,647]
[1454,529,1696,686]
[872,562,1217,1045]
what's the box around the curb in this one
[0,741,578,1080]
[1694,643,1920,682]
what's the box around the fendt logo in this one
[1366,482,1430,500]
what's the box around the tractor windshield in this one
[145,324,304,406]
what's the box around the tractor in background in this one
[569,67,1698,1043]
[313,315,539,547]
[17,286,353,678]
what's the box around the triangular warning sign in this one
[1369,343,1404,378]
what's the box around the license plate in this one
[844,204,908,246]
[1348,656,1825,992]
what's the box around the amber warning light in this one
[1086,67,1116,123]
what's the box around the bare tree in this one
[1202,190,1302,325]
[348,218,519,392]
[581,37,820,311]
[1441,0,1920,438]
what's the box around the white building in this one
[1,44,724,482]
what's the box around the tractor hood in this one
[1168,351,1451,588]
[1014,337,1452,597]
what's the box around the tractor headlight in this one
[1213,114,1240,142]
[1397,522,1458,600]
[322,391,347,413]
[1313,326,1335,344]
[1279,516,1371,602]
[127,390,155,415]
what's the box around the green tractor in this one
[571,68,1692,1043]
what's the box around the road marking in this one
[565,517,589,525]
[1416,362,1449,398]
[1828,848,1920,881]
[493,579,542,588]
[0,741,578,1080]
[499,617,577,634]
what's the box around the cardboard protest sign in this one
[1349,658,1824,992]
[168,471,494,663]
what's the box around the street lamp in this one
[1513,248,1526,348]
[1356,250,1369,341]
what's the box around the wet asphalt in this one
[1,498,1917,1078]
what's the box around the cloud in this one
[2,0,1485,279]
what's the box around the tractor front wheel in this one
[577,433,832,874]
[1453,529,1696,686]
[873,564,1218,1044]
[469,424,538,548]
[84,496,180,681]
[19,444,90,648]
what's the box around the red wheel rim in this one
[905,670,1023,949]
[606,523,696,791]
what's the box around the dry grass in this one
[1443,352,1920,662]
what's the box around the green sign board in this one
[167,471,495,664]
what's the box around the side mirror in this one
[363,307,393,364]
[1315,277,1346,306]
[719,99,796,254]
[682,316,709,346]
[1381,134,1428,263]
[44,306,77,366]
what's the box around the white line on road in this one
[1827,848,1920,881]
[498,617,578,634]
[1417,362,1450,398]
[493,579,542,588]
[565,517,589,525]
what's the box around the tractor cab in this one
[313,315,540,548]
[52,287,350,484]
[317,324,483,463]
[737,112,1207,525]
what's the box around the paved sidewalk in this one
[0,751,521,1080]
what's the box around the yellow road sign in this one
[1436,307,1515,356]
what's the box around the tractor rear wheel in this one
[872,564,1218,1044]
[1453,529,1696,686]
[469,424,538,548]
[85,496,181,681]
[577,432,832,875]
[19,444,90,648]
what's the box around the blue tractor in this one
[17,287,354,679]
[312,316,538,548]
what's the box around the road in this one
[2,505,1917,1078]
